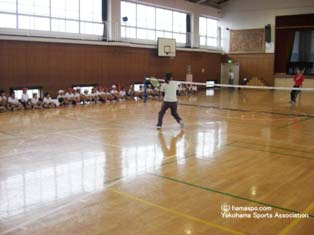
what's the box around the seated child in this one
[154,85,161,99]
[43,92,57,108]
[110,85,123,101]
[96,87,107,103]
[119,87,127,100]
[0,90,7,112]
[65,88,75,104]
[147,84,159,99]
[72,89,81,105]
[102,88,113,102]
[90,88,99,103]
[31,93,42,109]
[80,89,90,104]
[57,90,67,106]
[20,88,32,109]
[8,92,24,111]
[192,85,198,95]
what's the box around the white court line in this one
[0,178,124,235]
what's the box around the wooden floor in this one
[0,89,313,235]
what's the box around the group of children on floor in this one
[0,82,198,112]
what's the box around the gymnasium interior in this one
[0,0,314,234]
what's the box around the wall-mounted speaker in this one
[265,24,271,43]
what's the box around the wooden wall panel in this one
[230,29,265,54]
[225,53,274,85]
[0,40,221,95]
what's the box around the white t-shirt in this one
[21,93,29,102]
[8,97,20,104]
[31,97,39,104]
[161,81,178,102]
[120,90,126,96]
[43,97,52,104]
[65,93,74,98]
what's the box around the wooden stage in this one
[0,89,313,235]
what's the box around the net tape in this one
[156,79,314,91]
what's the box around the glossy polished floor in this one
[0,89,313,235]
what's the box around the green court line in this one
[228,144,314,161]
[151,173,314,218]
[234,141,314,156]
[277,117,310,129]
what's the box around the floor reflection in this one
[121,130,186,177]
[0,154,105,218]
[195,123,225,159]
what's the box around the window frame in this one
[120,0,188,45]
[0,0,103,37]
[199,16,221,49]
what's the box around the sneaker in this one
[157,126,161,130]
[179,121,184,128]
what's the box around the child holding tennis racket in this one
[290,67,304,105]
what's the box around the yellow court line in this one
[108,188,246,235]
[277,202,314,235]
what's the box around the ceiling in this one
[186,0,230,9]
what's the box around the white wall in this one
[220,0,314,53]
[109,0,221,47]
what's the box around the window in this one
[13,88,41,99]
[73,85,94,94]
[0,0,16,13]
[121,1,187,44]
[0,13,17,28]
[19,0,50,16]
[51,0,79,20]
[80,0,102,22]
[19,16,50,31]
[199,16,220,48]
[0,0,103,36]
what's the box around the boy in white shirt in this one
[43,92,57,108]
[65,89,75,104]
[73,89,81,105]
[21,88,32,109]
[110,85,122,101]
[119,87,127,100]
[57,90,67,106]
[31,93,42,109]
[80,89,90,104]
[0,90,7,112]
[8,92,24,111]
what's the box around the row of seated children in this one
[178,84,198,96]
[0,89,58,112]
[127,84,161,100]
[0,83,163,112]
[57,85,127,106]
